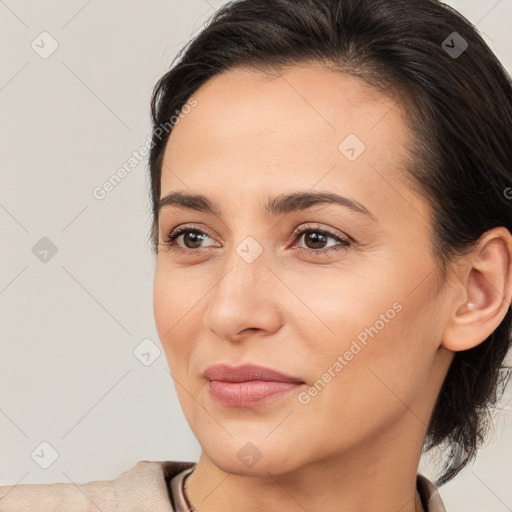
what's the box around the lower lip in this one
[208,380,304,407]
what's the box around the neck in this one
[185,417,427,512]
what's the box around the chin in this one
[199,434,304,476]
[208,452,297,477]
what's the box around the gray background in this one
[0,1,511,511]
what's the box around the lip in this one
[204,364,305,407]
[203,363,304,383]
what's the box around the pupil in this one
[185,231,204,249]
[306,232,326,249]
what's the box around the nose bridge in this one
[203,230,278,337]
[212,232,268,302]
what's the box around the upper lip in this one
[203,364,304,383]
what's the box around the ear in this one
[442,227,512,352]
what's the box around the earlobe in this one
[442,227,512,352]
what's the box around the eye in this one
[161,225,217,254]
[289,224,352,256]
[160,223,352,256]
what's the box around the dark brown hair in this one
[147,0,512,485]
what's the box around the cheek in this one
[153,259,180,309]
[154,269,202,422]
[292,262,438,409]
[292,306,434,452]
[153,261,198,334]
[287,263,404,355]
[153,264,194,368]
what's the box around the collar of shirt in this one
[0,460,447,511]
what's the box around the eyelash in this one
[162,224,352,256]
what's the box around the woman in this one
[1,0,511,510]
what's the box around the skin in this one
[153,63,512,512]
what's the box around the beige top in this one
[0,460,447,511]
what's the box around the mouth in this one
[203,363,305,407]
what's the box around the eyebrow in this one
[158,191,377,221]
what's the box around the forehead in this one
[165,63,402,158]
[160,63,425,222]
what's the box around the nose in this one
[203,246,282,343]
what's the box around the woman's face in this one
[153,64,454,475]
